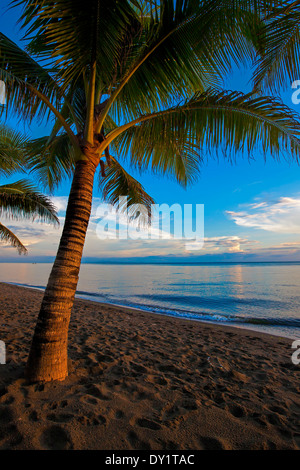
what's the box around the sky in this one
[1,1,300,263]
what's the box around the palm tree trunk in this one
[25,154,99,383]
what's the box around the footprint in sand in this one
[40,425,72,450]
[161,403,180,419]
[1,394,15,405]
[180,399,199,411]
[4,425,23,447]
[80,395,99,405]
[29,410,39,422]
[136,418,161,430]
[199,436,229,450]
[77,414,106,426]
[115,410,125,419]
[211,392,225,406]
[46,413,74,423]
[0,387,15,405]
[0,406,14,424]
[127,430,151,450]
[0,407,23,448]
[227,404,246,418]
[85,383,110,401]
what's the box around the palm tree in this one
[1,0,300,383]
[0,125,59,253]
[253,0,300,92]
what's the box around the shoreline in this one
[0,282,299,450]
[3,281,298,341]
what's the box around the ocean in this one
[1,262,300,339]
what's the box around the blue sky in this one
[1,1,300,263]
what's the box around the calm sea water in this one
[1,262,300,339]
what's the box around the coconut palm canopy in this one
[0,0,299,383]
[0,125,59,254]
[1,1,300,197]
[253,0,300,92]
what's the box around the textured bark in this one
[25,155,98,383]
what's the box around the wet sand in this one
[0,282,299,450]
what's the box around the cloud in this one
[5,226,47,246]
[226,196,300,234]
[0,216,62,252]
[4,194,291,260]
[51,196,69,214]
[185,235,258,253]
[203,236,257,252]
[277,241,300,248]
[0,193,261,259]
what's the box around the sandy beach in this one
[0,282,299,450]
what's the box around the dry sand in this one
[0,282,299,450]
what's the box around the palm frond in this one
[0,32,63,123]
[99,157,155,221]
[109,89,300,185]
[0,124,27,175]
[25,134,76,191]
[254,0,300,92]
[100,0,273,125]
[4,0,299,198]
[12,0,139,92]
[0,222,27,254]
[113,130,202,188]
[70,87,86,130]
[11,0,272,129]
[0,180,59,225]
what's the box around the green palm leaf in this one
[0,222,27,254]
[0,32,63,123]
[26,134,76,191]
[99,157,155,221]
[97,0,272,126]
[109,88,300,186]
[10,0,271,129]
[13,0,139,92]
[254,1,300,92]
[0,180,59,225]
[0,124,27,175]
